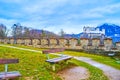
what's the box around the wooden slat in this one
[0,59,19,64]
[0,71,21,79]
[42,48,64,54]
[46,56,72,63]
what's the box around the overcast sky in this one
[0,0,120,34]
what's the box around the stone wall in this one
[10,38,14,44]
[49,38,58,48]
[32,39,40,47]
[0,38,120,51]
[80,38,89,49]
[116,42,120,50]
[92,38,100,46]
[4,38,10,44]
[24,38,32,46]
[104,38,112,51]
[17,38,24,44]
[40,38,49,48]
[69,38,78,49]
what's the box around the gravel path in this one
[1,44,120,80]
[75,57,120,80]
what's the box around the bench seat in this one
[0,71,21,79]
[42,48,73,71]
[46,56,73,64]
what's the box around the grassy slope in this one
[0,45,109,80]
[64,51,120,70]
[7,44,120,70]
[0,46,61,80]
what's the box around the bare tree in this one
[23,27,40,38]
[23,27,30,38]
[0,24,8,38]
[59,29,65,38]
[11,23,23,43]
[41,29,46,38]
[11,23,23,38]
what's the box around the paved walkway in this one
[74,57,120,80]
[0,44,120,80]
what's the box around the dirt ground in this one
[57,66,89,80]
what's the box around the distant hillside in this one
[64,33,82,38]
[30,29,59,38]
[30,29,56,35]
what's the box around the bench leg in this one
[46,54,50,59]
[5,64,8,72]
[52,64,55,71]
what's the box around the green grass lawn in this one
[64,51,120,70]
[0,46,61,80]
[0,45,109,80]
[7,44,120,70]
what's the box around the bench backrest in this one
[0,59,19,64]
[0,59,19,72]
[42,48,64,54]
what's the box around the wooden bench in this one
[0,59,21,80]
[42,48,73,71]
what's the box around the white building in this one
[81,27,105,42]
[83,27,105,35]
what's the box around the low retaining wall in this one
[0,38,120,51]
